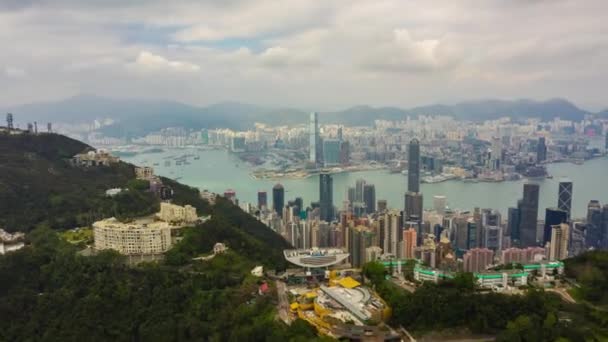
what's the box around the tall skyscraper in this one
[549,223,569,261]
[363,184,376,214]
[319,172,334,222]
[537,137,547,162]
[543,208,568,246]
[407,139,420,193]
[355,179,366,202]
[602,205,608,249]
[383,210,401,256]
[309,112,321,165]
[508,206,521,241]
[402,228,417,259]
[257,191,267,210]
[520,183,540,247]
[558,180,573,218]
[322,139,341,166]
[404,192,423,222]
[272,183,284,218]
[586,200,602,249]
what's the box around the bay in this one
[123,149,608,220]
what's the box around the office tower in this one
[543,208,568,246]
[337,126,343,141]
[257,191,267,210]
[404,192,423,222]
[377,200,387,212]
[483,225,503,252]
[433,195,447,215]
[467,218,478,249]
[403,228,417,259]
[549,223,569,261]
[294,197,303,216]
[537,137,547,162]
[322,139,341,166]
[407,139,420,193]
[463,248,494,273]
[569,222,586,257]
[363,184,376,214]
[347,187,356,205]
[355,179,366,202]
[454,217,469,251]
[520,183,540,247]
[508,207,521,241]
[309,112,321,164]
[558,180,573,218]
[602,205,608,249]
[272,183,284,218]
[586,200,602,249]
[319,172,334,222]
[340,141,350,165]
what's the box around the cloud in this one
[131,51,200,72]
[4,67,26,79]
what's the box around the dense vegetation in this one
[364,261,608,341]
[0,133,161,232]
[563,250,608,306]
[0,228,325,341]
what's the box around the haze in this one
[1,0,607,110]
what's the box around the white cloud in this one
[131,51,200,72]
[4,67,26,79]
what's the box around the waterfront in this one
[123,149,608,219]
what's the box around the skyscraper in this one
[537,137,547,162]
[549,223,569,261]
[404,192,423,222]
[272,184,284,218]
[520,183,540,247]
[407,139,420,193]
[602,205,608,249]
[558,180,573,218]
[309,112,321,165]
[319,172,334,222]
[402,228,417,259]
[508,206,521,241]
[433,195,447,215]
[257,191,267,210]
[322,139,341,166]
[463,248,494,273]
[543,208,568,246]
[363,184,376,214]
[586,200,602,249]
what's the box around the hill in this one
[4,95,594,137]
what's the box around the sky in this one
[0,0,607,111]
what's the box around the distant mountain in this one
[2,95,596,137]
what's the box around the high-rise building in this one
[402,228,417,259]
[355,179,366,202]
[467,218,478,249]
[363,184,376,214]
[383,210,401,256]
[543,208,568,246]
[558,180,573,218]
[433,195,447,215]
[319,172,334,222]
[549,223,569,261]
[602,205,608,249]
[404,192,423,222]
[483,225,503,252]
[537,137,547,162]
[586,200,602,249]
[508,207,521,242]
[322,139,341,166]
[377,200,388,212]
[309,112,321,164]
[257,191,267,210]
[407,139,420,193]
[349,226,373,268]
[463,248,494,273]
[272,184,285,218]
[569,222,586,257]
[347,187,356,205]
[500,247,545,264]
[520,183,540,247]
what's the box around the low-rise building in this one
[72,150,119,167]
[0,229,25,255]
[158,202,198,223]
[135,166,155,180]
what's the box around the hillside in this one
[5,95,595,137]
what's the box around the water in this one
[124,149,608,219]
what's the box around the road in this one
[391,277,416,293]
[546,288,577,304]
[276,280,292,324]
